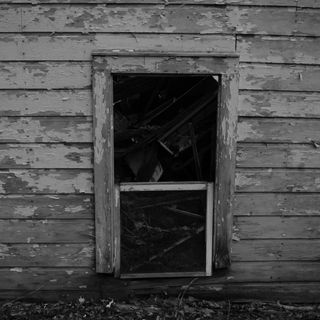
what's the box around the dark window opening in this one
[114,75,219,184]
[113,75,218,276]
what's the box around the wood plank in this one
[0,144,92,168]
[92,63,114,274]
[240,64,320,91]
[0,283,319,303]
[0,90,91,116]
[0,34,235,61]
[120,182,208,191]
[0,0,304,6]
[1,6,320,35]
[238,36,320,64]
[0,219,94,243]
[0,195,93,219]
[0,117,92,143]
[1,0,316,6]
[94,55,238,75]
[235,7,320,36]
[233,216,320,239]
[236,169,320,192]
[0,243,94,267]
[239,91,320,118]
[1,262,319,292]
[237,143,320,168]
[231,239,320,261]
[234,193,320,216]
[0,5,231,34]
[0,268,97,291]
[0,62,90,89]
[0,170,93,194]
[214,72,239,269]
[0,290,101,302]
[1,6,317,35]
[237,118,320,143]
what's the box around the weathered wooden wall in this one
[0,0,319,302]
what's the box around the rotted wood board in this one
[0,195,93,219]
[0,170,93,194]
[0,6,319,36]
[0,144,92,168]
[237,118,320,143]
[0,283,319,303]
[1,261,320,292]
[238,91,320,118]
[0,0,314,7]
[231,239,320,261]
[0,290,101,302]
[0,62,91,89]
[0,220,94,243]
[3,62,320,91]
[0,5,232,34]
[238,36,320,64]
[0,34,235,61]
[0,0,318,7]
[233,216,320,239]
[0,117,92,143]
[240,64,320,91]
[234,193,320,216]
[236,169,320,192]
[0,243,94,267]
[0,90,91,116]
[237,143,320,168]
[141,283,320,303]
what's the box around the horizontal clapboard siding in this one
[238,91,320,118]
[0,195,93,219]
[0,243,94,267]
[0,240,318,267]
[2,62,320,91]
[0,62,91,89]
[0,220,94,243]
[0,170,93,194]
[238,36,320,64]
[0,144,92,168]
[237,143,320,168]
[0,90,91,116]
[0,0,319,302]
[0,34,235,61]
[237,118,320,143]
[0,117,92,143]
[0,1,317,7]
[236,169,320,192]
[1,262,320,292]
[240,64,320,91]
[232,239,320,261]
[234,193,320,216]
[234,216,320,239]
[0,6,319,36]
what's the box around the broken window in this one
[92,53,239,277]
[114,75,217,277]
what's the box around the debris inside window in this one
[114,75,218,275]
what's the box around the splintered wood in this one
[114,75,218,276]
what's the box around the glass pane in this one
[120,190,206,274]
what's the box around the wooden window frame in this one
[92,51,239,274]
[116,182,214,278]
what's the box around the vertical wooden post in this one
[93,58,114,273]
[214,72,239,269]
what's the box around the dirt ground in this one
[1,296,319,320]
